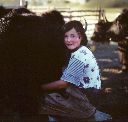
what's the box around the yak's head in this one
[91,19,112,43]
[109,8,128,40]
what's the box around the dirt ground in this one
[91,42,128,121]
[92,42,128,89]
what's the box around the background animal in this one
[91,8,128,72]
[109,8,128,40]
[91,19,112,43]
[91,8,128,42]
[90,8,128,120]
[0,7,65,114]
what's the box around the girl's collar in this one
[70,45,83,53]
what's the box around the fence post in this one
[98,9,105,20]
[68,10,71,21]
[99,9,101,20]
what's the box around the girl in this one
[41,20,112,121]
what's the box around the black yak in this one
[0,7,65,115]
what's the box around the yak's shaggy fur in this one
[0,7,65,114]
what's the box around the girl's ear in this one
[78,34,82,40]
[78,33,81,39]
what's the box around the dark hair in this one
[63,20,88,46]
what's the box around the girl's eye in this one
[64,34,78,39]
[70,35,75,38]
[64,35,68,39]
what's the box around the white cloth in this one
[61,46,101,89]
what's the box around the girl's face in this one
[64,28,82,50]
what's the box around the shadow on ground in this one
[91,42,128,121]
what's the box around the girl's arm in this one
[41,80,70,92]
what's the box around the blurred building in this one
[65,0,87,4]
[25,0,87,5]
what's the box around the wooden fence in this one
[28,6,105,40]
